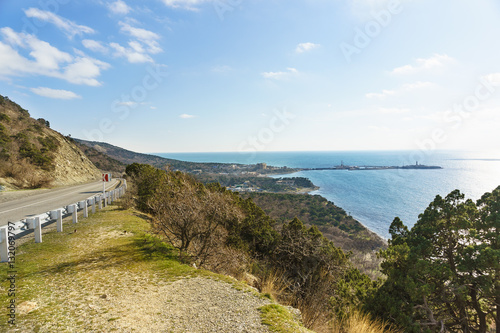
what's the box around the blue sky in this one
[1,0,500,154]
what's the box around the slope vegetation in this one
[0,95,100,189]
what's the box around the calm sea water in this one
[156,151,500,239]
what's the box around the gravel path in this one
[162,277,272,333]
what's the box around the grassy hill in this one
[0,95,100,189]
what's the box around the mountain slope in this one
[0,94,100,189]
[74,138,238,172]
[72,139,126,175]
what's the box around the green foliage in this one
[0,113,10,122]
[126,163,168,212]
[259,304,314,332]
[367,188,499,332]
[17,133,56,171]
[38,136,59,152]
[37,118,50,128]
[0,123,10,145]
[228,196,279,256]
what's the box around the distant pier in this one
[301,161,442,171]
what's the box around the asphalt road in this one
[0,180,120,227]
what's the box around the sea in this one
[155,151,500,239]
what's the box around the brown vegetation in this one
[0,94,100,189]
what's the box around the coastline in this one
[267,171,387,242]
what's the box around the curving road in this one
[0,179,119,227]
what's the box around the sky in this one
[1,0,500,154]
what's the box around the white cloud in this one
[31,87,81,99]
[295,42,320,53]
[482,72,500,86]
[366,81,435,100]
[107,0,131,14]
[61,56,110,86]
[118,22,163,56]
[179,113,196,119]
[110,42,153,63]
[0,28,109,86]
[119,22,160,42]
[161,0,209,10]
[82,39,108,53]
[24,8,95,39]
[392,54,455,75]
[261,67,298,80]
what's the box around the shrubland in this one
[125,162,500,332]
[124,163,384,332]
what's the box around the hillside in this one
[72,139,126,175]
[74,138,235,172]
[243,192,385,253]
[74,138,297,176]
[0,95,100,189]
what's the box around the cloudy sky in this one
[1,0,500,153]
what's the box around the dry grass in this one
[329,311,400,333]
[0,159,52,189]
[258,270,290,303]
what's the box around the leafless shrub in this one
[203,245,251,281]
[148,173,242,266]
[0,158,52,188]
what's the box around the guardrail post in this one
[90,198,96,214]
[34,217,42,243]
[0,227,8,263]
[27,217,42,243]
[50,210,63,232]
[57,209,63,232]
[103,192,107,207]
[80,200,88,218]
[67,204,77,223]
[98,195,102,210]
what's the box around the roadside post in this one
[50,210,63,232]
[0,227,8,262]
[68,204,77,223]
[102,173,111,207]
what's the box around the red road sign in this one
[102,173,111,182]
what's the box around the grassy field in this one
[0,204,306,332]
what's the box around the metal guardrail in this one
[0,180,127,262]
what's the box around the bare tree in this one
[148,174,241,266]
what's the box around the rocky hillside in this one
[0,94,100,189]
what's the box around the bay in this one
[156,150,500,239]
